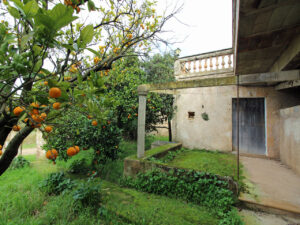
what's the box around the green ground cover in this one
[167,148,241,180]
[0,139,220,225]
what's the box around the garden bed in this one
[124,144,240,195]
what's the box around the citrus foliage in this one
[43,110,122,163]
[105,55,175,139]
[0,0,174,172]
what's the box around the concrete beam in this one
[239,70,300,85]
[270,35,300,72]
[139,76,237,92]
[275,80,300,90]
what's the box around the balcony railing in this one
[175,48,233,79]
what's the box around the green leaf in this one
[48,79,58,88]
[23,0,39,18]
[50,4,78,31]
[33,59,42,72]
[87,48,100,57]
[61,44,75,51]
[34,12,54,30]
[7,6,21,18]
[79,25,94,47]
[33,45,42,56]
[10,0,24,11]
[21,33,34,49]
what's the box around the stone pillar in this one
[137,85,148,158]
[36,129,45,158]
[174,60,181,76]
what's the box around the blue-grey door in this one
[232,98,266,155]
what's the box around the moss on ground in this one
[167,149,243,181]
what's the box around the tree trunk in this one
[0,126,34,176]
[0,116,18,146]
[168,118,172,142]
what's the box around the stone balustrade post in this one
[137,85,149,158]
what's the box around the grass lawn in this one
[0,145,219,224]
[22,130,37,149]
[163,148,243,181]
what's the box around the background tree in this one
[0,0,178,175]
[104,56,170,140]
[142,52,176,141]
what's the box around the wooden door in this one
[232,98,266,155]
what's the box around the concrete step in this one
[239,195,300,219]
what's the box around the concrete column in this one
[137,85,149,158]
[36,129,45,158]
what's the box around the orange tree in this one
[104,55,175,140]
[0,0,178,175]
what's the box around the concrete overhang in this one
[137,70,300,93]
[233,0,300,75]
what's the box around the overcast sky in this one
[158,0,232,57]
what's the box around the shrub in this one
[68,158,90,174]
[39,172,75,195]
[72,176,102,210]
[9,156,30,169]
[121,169,243,225]
[44,110,122,164]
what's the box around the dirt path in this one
[18,148,37,156]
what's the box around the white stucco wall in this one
[173,85,300,158]
[280,105,300,174]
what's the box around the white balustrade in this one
[175,49,233,77]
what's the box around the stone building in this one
[137,0,300,175]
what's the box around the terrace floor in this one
[239,156,300,217]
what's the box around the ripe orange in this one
[74,145,80,153]
[31,108,39,115]
[53,102,61,110]
[34,123,42,128]
[0,150,2,156]
[13,106,24,116]
[41,113,47,119]
[45,126,53,133]
[44,81,48,85]
[12,125,21,131]
[49,87,61,98]
[46,149,58,159]
[32,114,43,123]
[92,120,98,126]
[30,102,40,108]
[67,147,76,156]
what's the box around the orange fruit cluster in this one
[94,57,101,64]
[12,125,21,131]
[44,126,53,133]
[64,0,80,13]
[46,149,58,160]
[67,146,80,156]
[13,106,24,116]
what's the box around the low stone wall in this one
[124,143,238,195]
[280,105,300,175]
